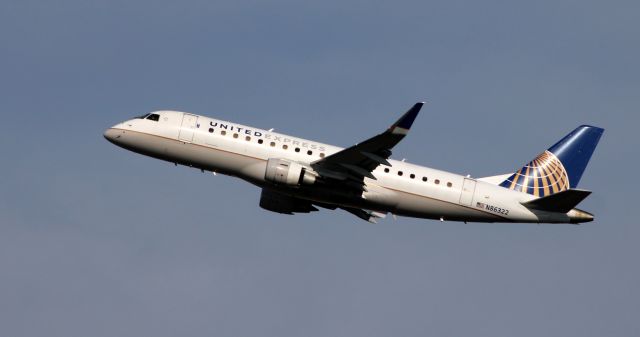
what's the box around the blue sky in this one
[1,1,638,336]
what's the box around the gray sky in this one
[1,0,638,336]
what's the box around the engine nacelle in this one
[265,158,316,186]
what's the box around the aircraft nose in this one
[103,128,122,144]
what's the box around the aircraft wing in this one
[311,102,423,184]
[259,188,318,214]
[259,189,386,222]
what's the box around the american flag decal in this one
[476,202,486,209]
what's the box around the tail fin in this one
[499,125,604,197]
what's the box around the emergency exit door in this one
[459,178,477,206]
[178,113,198,142]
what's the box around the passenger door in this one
[459,178,477,206]
[178,113,198,142]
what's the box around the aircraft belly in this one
[390,189,503,222]
[284,184,503,222]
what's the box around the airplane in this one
[104,103,604,224]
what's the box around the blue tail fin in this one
[499,125,604,197]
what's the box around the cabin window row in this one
[208,128,325,158]
[382,167,453,187]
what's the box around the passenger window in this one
[435,179,440,185]
[146,114,160,122]
[283,144,288,150]
[208,128,214,133]
[295,148,300,152]
[447,182,453,187]
[422,177,427,182]
[410,174,415,179]
[398,171,403,176]
[270,142,276,147]
[221,130,226,136]
[258,139,264,144]
[233,133,239,139]
[384,168,390,173]
[319,153,325,158]
[307,150,313,155]
[245,136,251,141]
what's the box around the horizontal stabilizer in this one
[521,189,592,213]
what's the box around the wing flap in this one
[342,207,387,223]
[360,151,391,166]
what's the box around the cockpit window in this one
[136,113,151,119]
[146,114,160,122]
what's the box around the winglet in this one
[389,102,424,135]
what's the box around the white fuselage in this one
[104,110,591,224]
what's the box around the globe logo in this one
[500,151,570,197]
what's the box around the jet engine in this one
[264,158,317,186]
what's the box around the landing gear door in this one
[459,178,477,206]
[179,113,198,143]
